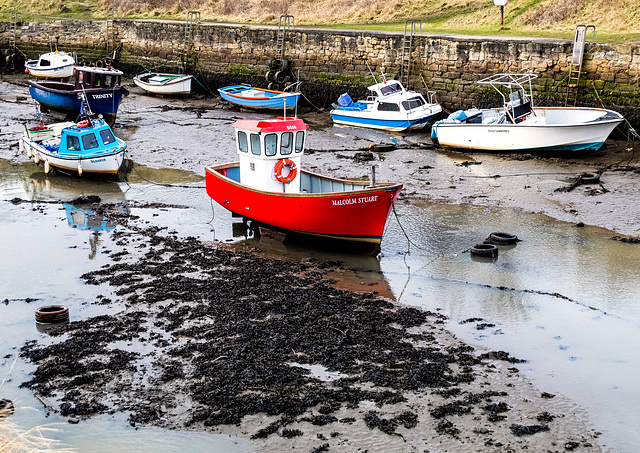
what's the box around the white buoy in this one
[77,160,83,176]
[33,152,40,164]
[44,159,50,174]
[26,142,33,158]
[19,138,24,154]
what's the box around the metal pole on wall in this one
[494,0,508,27]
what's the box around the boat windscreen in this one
[402,96,426,111]
[380,83,402,95]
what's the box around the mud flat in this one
[3,75,635,451]
[17,201,601,452]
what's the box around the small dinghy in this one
[133,72,194,95]
[24,50,75,79]
[218,84,301,110]
[431,73,624,153]
[19,94,127,176]
[205,115,402,253]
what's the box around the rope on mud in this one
[130,163,205,189]
[301,92,324,111]
[463,171,582,179]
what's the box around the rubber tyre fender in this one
[267,82,277,90]
[281,59,289,70]
[470,243,498,258]
[579,172,600,184]
[265,70,275,82]
[489,232,518,245]
[35,305,70,323]
[275,70,287,84]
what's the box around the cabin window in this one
[82,72,91,88]
[237,131,248,153]
[99,129,115,145]
[250,133,261,155]
[280,132,293,155]
[105,75,113,87]
[380,83,402,96]
[294,131,304,153]
[39,59,51,67]
[81,133,99,150]
[377,102,400,112]
[264,134,278,156]
[67,135,81,151]
[401,96,426,111]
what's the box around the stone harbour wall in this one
[2,18,639,114]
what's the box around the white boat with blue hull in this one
[330,77,442,132]
[431,73,624,153]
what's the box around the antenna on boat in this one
[365,61,378,84]
[77,88,94,126]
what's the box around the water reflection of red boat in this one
[205,116,402,253]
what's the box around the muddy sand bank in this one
[18,201,600,452]
[3,75,637,450]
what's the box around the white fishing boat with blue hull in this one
[19,95,127,176]
[330,77,442,132]
[431,73,624,153]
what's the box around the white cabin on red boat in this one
[233,117,308,193]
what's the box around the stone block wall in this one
[2,18,639,114]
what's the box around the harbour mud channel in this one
[2,74,640,452]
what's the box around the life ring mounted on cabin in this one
[274,158,297,184]
[76,120,89,128]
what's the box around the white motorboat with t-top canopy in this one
[431,73,624,153]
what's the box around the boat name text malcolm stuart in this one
[332,195,378,206]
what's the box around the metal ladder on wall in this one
[106,9,116,55]
[276,15,294,61]
[401,20,421,90]
[565,25,595,106]
[183,11,200,73]
[9,12,22,70]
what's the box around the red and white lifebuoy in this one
[274,158,297,184]
[76,120,89,128]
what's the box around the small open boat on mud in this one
[218,84,301,110]
[19,95,127,176]
[24,50,75,79]
[205,116,402,252]
[431,73,624,152]
[133,72,194,95]
[330,76,442,132]
[27,65,128,125]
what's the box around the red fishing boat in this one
[205,116,402,252]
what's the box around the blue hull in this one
[218,85,300,109]
[28,81,127,124]
[331,112,436,132]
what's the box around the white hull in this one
[432,107,624,152]
[332,104,441,132]
[25,51,75,79]
[20,128,125,175]
[26,64,75,79]
[133,74,193,95]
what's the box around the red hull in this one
[205,162,402,245]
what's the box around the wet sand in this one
[4,74,639,451]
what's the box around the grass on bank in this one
[0,0,639,43]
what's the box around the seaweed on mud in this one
[17,216,550,441]
[510,423,550,436]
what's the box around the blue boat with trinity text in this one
[27,65,128,125]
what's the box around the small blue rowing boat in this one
[218,84,301,110]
